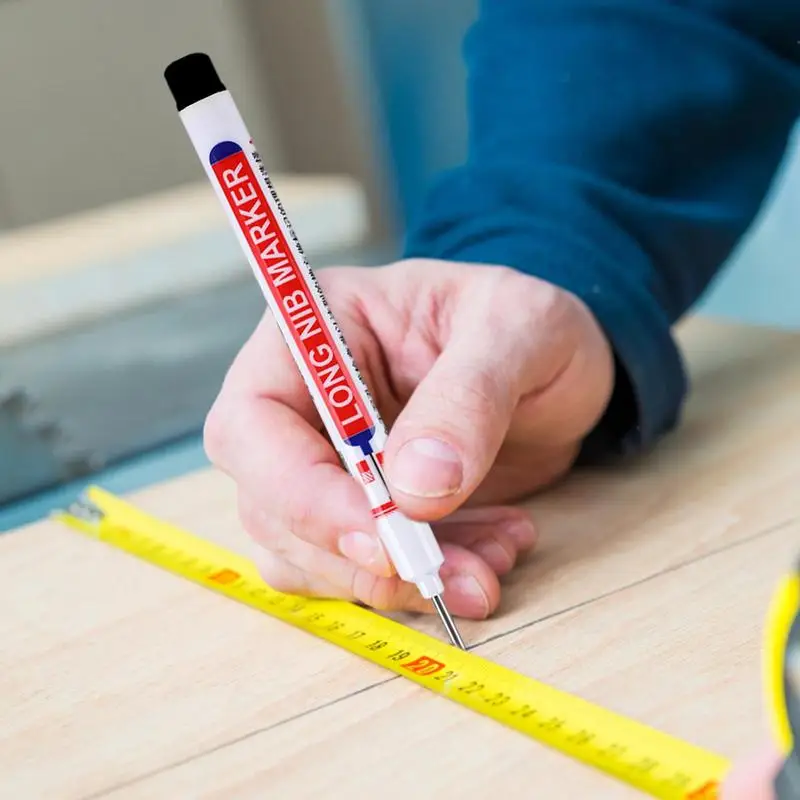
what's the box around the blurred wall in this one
[235,0,395,245]
[699,122,800,328]
[0,0,282,229]
[0,0,397,245]
[350,0,476,236]
[0,2,475,249]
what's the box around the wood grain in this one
[100,524,796,800]
[1,315,798,798]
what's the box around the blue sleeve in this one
[403,0,800,460]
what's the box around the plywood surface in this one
[1,315,798,798]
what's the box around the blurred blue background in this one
[350,0,475,233]
[1,0,797,530]
[348,0,800,330]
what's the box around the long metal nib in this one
[431,594,467,650]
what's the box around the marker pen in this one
[163,52,466,650]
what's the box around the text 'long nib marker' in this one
[164,52,469,649]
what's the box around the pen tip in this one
[431,594,467,650]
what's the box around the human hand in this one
[721,742,783,799]
[204,259,614,617]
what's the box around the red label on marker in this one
[211,148,372,444]
[371,500,397,519]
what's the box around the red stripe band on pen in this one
[371,501,397,519]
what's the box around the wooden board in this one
[1,315,798,798]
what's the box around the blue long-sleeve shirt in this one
[404,0,800,460]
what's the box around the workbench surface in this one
[1,316,798,799]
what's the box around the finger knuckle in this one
[237,492,288,553]
[496,271,585,365]
[528,282,580,336]
[490,266,571,325]
[350,570,399,612]
[255,551,304,595]
[487,263,526,287]
[450,369,502,416]
[429,368,508,433]
[202,399,230,465]
[395,257,442,273]
[282,485,319,541]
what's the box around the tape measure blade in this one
[57,488,731,799]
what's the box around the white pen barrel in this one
[376,513,445,599]
[178,89,385,457]
[165,54,464,646]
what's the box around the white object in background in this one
[0,176,366,348]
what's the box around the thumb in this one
[383,310,560,519]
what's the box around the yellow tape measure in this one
[764,564,800,798]
[55,485,731,799]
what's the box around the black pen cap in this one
[164,52,226,111]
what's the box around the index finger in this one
[204,312,378,552]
